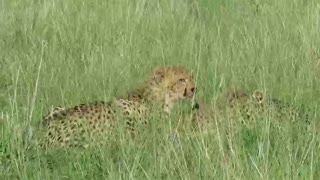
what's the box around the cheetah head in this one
[214,89,265,111]
[147,66,196,113]
[252,90,264,107]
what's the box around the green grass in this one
[1,0,320,179]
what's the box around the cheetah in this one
[217,89,264,126]
[179,89,264,133]
[217,89,314,152]
[176,89,266,136]
[190,89,311,133]
[37,66,196,148]
[41,106,66,128]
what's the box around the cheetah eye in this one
[178,78,186,83]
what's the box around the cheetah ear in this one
[152,67,168,83]
[252,90,264,103]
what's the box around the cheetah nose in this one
[191,87,195,93]
[192,101,200,110]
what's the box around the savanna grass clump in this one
[1,0,320,179]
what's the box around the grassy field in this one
[1,0,320,179]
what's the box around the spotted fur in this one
[190,89,311,133]
[37,66,196,148]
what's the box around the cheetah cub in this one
[192,88,311,133]
[184,89,265,135]
[38,66,196,148]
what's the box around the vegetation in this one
[1,0,320,179]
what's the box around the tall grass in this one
[1,0,320,179]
